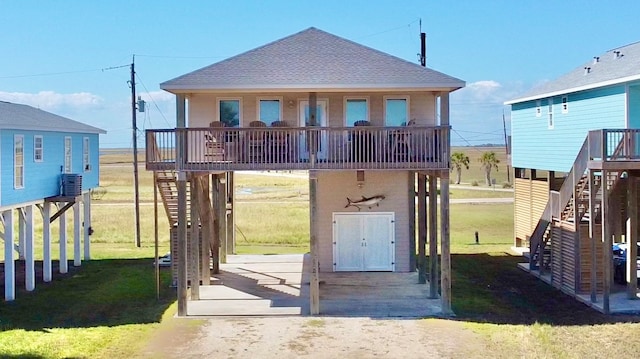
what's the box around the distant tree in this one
[450,152,470,184]
[479,151,500,186]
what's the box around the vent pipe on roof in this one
[593,56,599,64]
[613,50,622,59]
[584,67,591,75]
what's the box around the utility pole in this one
[131,56,141,247]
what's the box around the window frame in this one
[383,96,410,126]
[14,135,24,189]
[217,97,242,127]
[344,97,370,126]
[64,136,72,174]
[34,135,43,162]
[83,137,90,172]
[256,97,283,125]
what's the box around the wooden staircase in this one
[155,169,190,227]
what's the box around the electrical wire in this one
[134,72,171,127]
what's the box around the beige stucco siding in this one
[316,170,412,272]
[185,92,438,127]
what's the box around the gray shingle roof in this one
[506,41,640,104]
[161,27,464,92]
[0,101,106,134]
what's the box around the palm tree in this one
[479,151,500,186]
[450,152,470,184]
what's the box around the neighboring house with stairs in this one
[0,101,105,301]
[146,27,464,316]
[505,41,640,313]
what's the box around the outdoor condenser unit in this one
[61,174,83,197]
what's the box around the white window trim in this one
[64,136,72,174]
[256,97,283,125]
[383,95,410,126]
[535,100,541,117]
[561,95,569,114]
[34,135,43,162]
[83,137,90,172]
[216,97,242,127]
[14,134,24,189]
[344,96,370,126]
[547,98,554,129]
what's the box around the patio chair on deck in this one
[205,121,225,161]
[245,120,267,163]
[269,120,291,163]
[351,120,375,162]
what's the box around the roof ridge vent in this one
[613,50,623,59]
[593,56,599,64]
[584,67,591,75]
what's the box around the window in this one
[218,99,240,127]
[535,100,541,117]
[64,136,72,173]
[83,137,90,171]
[562,95,568,114]
[258,99,281,125]
[34,135,43,162]
[14,135,24,189]
[384,97,409,126]
[548,98,554,129]
[345,98,369,126]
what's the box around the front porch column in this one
[18,208,25,260]
[59,204,68,274]
[42,202,52,282]
[417,173,427,284]
[440,173,452,315]
[190,176,200,300]
[83,192,91,260]
[177,171,188,316]
[226,172,235,255]
[428,175,438,298]
[25,205,35,291]
[3,209,15,301]
[627,175,638,299]
[602,169,611,314]
[73,201,81,267]
[309,169,320,315]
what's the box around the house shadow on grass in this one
[0,258,175,331]
[451,253,640,325]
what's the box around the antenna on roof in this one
[418,18,426,67]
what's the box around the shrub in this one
[471,181,479,187]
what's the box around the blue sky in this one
[2,0,640,147]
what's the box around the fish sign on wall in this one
[344,195,386,211]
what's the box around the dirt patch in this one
[140,316,486,359]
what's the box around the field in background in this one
[452,146,510,186]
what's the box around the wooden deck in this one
[186,254,442,317]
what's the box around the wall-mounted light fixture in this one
[356,170,365,188]
[288,100,295,109]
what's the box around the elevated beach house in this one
[505,42,640,313]
[147,27,464,315]
[1,101,105,301]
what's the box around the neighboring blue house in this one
[0,101,105,301]
[505,42,640,314]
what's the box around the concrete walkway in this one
[186,254,442,317]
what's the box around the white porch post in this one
[59,204,68,274]
[18,208,25,260]
[83,192,91,260]
[4,209,15,301]
[43,202,52,282]
[73,201,81,267]
[25,205,35,291]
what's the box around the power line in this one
[357,18,421,40]
[134,73,171,127]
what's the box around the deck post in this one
[627,175,638,298]
[198,176,211,284]
[589,170,597,303]
[417,173,427,284]
[43,202,52,282]
[18,208,25,260]
[3,209,15,301]
[209,174,220,274]
[309,169,320,315]
[440,172,452,315]
[25,205,35,291]
[226,172,235,255]
[177,171,188,316]
[428,175,438,298]
[408,171,416,271]
[217,174,227,264]
[73,201,81,267]
[83,192,91,260]
[190,176,200,300]
[602,169,611,314]
[59,204,68,274]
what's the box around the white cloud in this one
[138,90,174,103]
[0,90,103,111]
